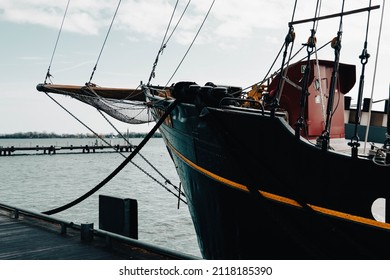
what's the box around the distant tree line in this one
[0,131,162,139]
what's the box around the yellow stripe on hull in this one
[166,139,390,231]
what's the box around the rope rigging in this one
[165,0,192,45]
[96,107,185,196]
[44,0,70,84]
[362,0,386,155]
[43,99,181,215]
[77,0,189,198]
[147,0,216,88]
[246,0,326,116]
[240,40,331,98]
[43,89,186,208]
[147,0,180,86]
[147,0,193,86]
[294,0,322,138]
[319,0,346,151]
[40,1,188,214]
[164,0,216,88]
[270,0,298,115]
[348,0,373,158]
[87,0,122,85]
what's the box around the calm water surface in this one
[0,138,201,257]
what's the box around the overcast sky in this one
[0,0,388,134]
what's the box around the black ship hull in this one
[146,88,390,260]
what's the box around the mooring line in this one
[43,99,181,215]
[44,87,186,203]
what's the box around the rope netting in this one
[43,85,153,124]
[73,93,152,124]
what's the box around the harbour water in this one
[0,137,201,257]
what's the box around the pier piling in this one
[81,223,94,242]
[99,195,138,239]
[0,144,134,156]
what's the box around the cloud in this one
[0,0,290,43]
[0,0,113,35]
[54,60,96,74]
[18,56,46,61]
[0,0,385,48]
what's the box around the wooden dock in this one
[0,144,133,156]
[0,203,199,260]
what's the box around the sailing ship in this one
[37,1,389,259]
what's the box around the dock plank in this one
[0,213,171,260]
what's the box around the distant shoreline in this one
[0,131,162,139]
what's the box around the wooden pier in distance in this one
[0,144,133,156]
[0,202,199,260]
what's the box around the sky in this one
[0,0,388,134]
